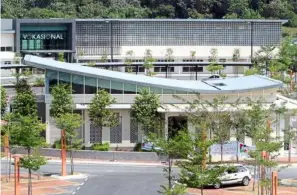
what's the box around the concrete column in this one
[84,110,91,146]
[45,104,51,144]
[102,127,110,143]
[164,113,168,140]
[121,110,130,145]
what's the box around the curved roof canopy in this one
[23,55,283,94]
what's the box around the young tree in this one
[88,89,118,142]
[178,132,225,195]
[125,50,134,73]
[50,84,73,118]
[190,50,196,61]
[143,49,156,76]
[207,48,225,77]
[130,88,161,134]
[58,52,64,62]
[150,131,192,192]
[230,102,249,162]
[11,116,46,195]
[50,84,81,175]
[56,113,82,174]
[165,48,174,62]
[100,49,108,62]
[12,78,37,117]
[245,99,283,193]
[1,86,7,117]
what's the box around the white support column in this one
[102,127,110,143]
[121,110,130,145]
[84,109,91,146]
[165,113,168,140]
[45,104,51,144]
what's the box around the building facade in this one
[18,55,297,158]
[0,18,287,83]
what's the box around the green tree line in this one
[1,0,297,27]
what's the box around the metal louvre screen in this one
[90,122,102,143]
[76,20,282,55]
[110,114,122,143]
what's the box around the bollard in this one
[14,156,20,195]
[61,130,67,176]
[272,171,278,195]
[4,135,9,157]
[260,151,267,195]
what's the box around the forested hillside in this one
[1,0,297,27]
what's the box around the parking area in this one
[1,173,80,195]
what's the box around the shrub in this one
[133,143,142,151]
[91,143,110,151]
[52,139,61,149]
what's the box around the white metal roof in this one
[24,55,283,94]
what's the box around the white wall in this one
[1,33,14,47]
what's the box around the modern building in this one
[0,18,287,83]
[17,55,297,158]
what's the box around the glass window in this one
[163,89,175,94]
[46,69,58,93]
[36,40,41,50]
[22,40,28,50]
[124,83,136,94]
[1,47,5,51]
[150,87,162,94]
[29,40,35,50]
[85,77,97,94]
[72,75,84,94]
[175,90,187,94]
[59,72,71,85]
[111,81,123,94]
[6,47,13,51]
[98,79,110,93]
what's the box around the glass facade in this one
[20,25,68,51]
[45,69,190,95]
[76,20,282,56]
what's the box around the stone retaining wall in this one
[2,147,159,162]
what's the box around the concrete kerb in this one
[280,179,297,187]
[51,173,88,180]
[47,159,166,167]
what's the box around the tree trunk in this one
[70,150,74,175]
[168,156,172,189]
[28,148,32,195]
[200,186,204,195]
[201,129,207,169]
[252,159,257,191]
[28,169,32,195]
[220,142,223,162]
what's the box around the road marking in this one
[80,182,84,186]
[77,187,80,190]
[84,178,88,182]
[72,192,76,194]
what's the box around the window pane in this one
[72,75,84,94]
[98,79,110,93]
[29,40,35,50]
[163,89,174,94]
[36,40,41,50]
[175,90,187,94]
[22,40,28,50]
[59,72,71,85]
[85,77,97,94]
[46,69,58,93]
[111,81,123,94]
[150,87,162,94]
[124,83,136,94]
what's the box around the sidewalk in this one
[188,182,297,195]
[1,173,80,195]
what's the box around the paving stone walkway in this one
[188,183,297,195]
[1,174,80,195]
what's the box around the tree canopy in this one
[2,0,297,27]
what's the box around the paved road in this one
[1,160,297,195]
